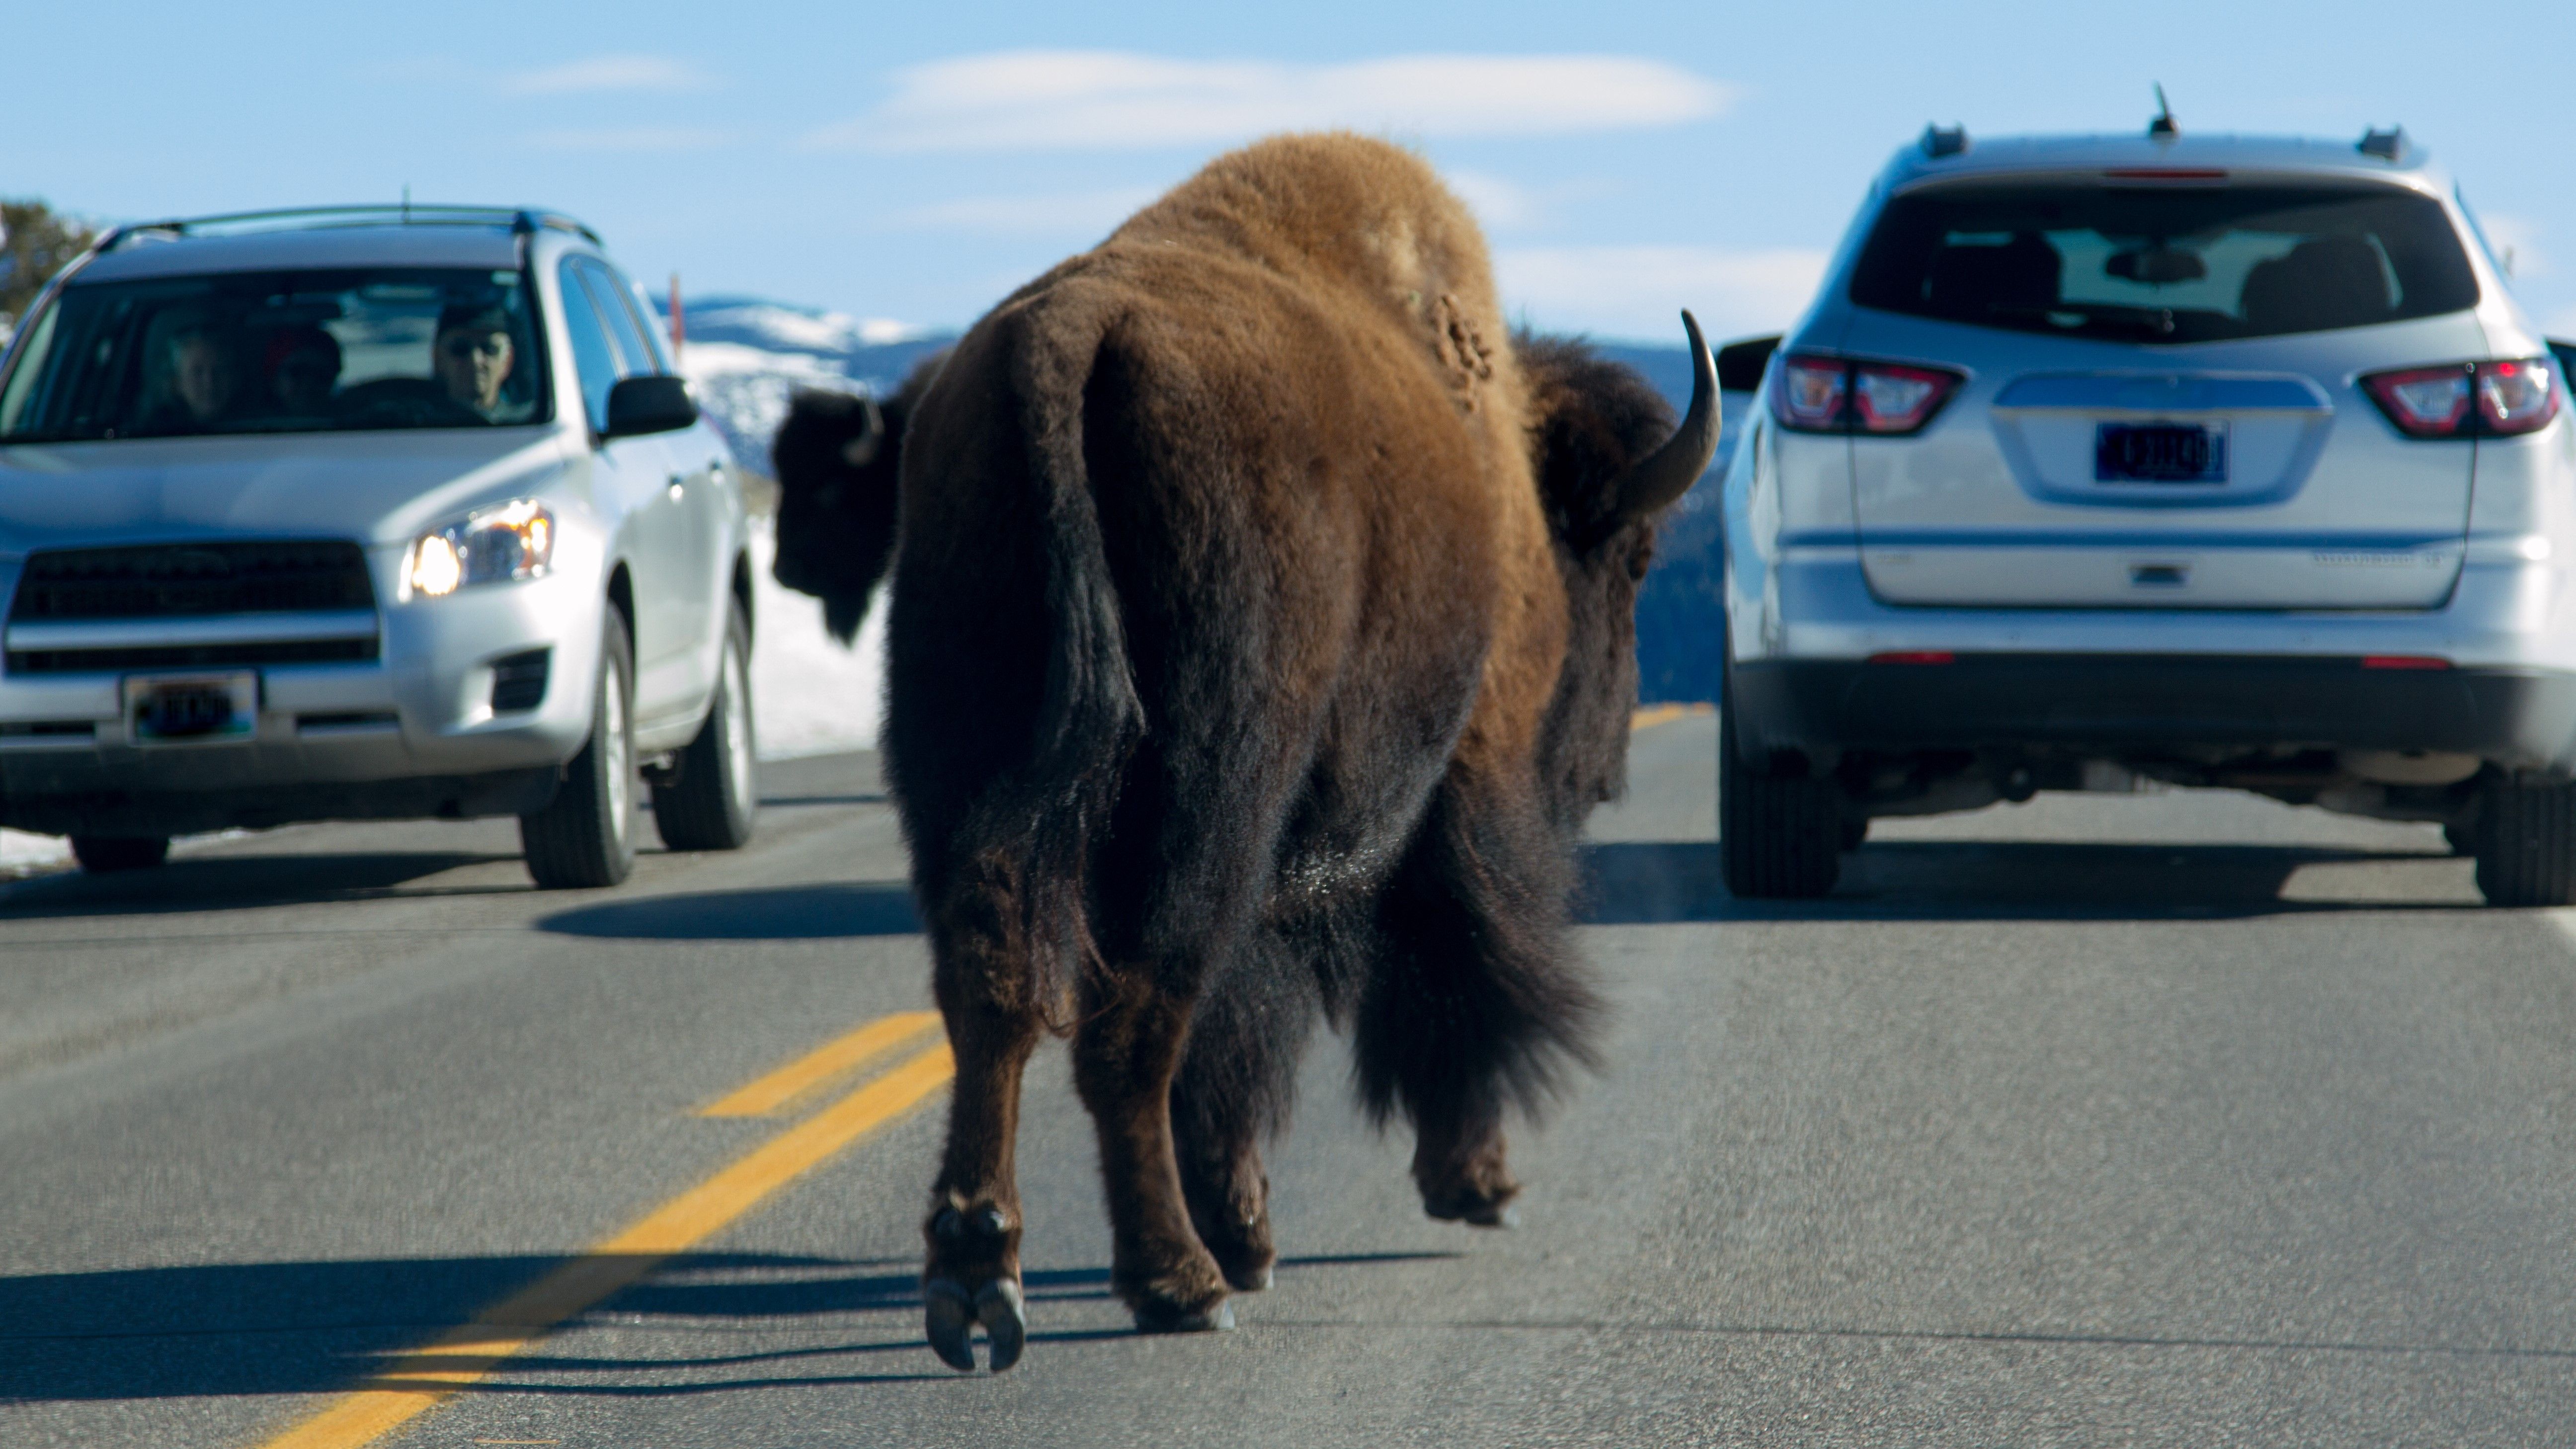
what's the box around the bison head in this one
[1522,311,1719,830]
[769,352,947,643]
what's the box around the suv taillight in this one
[2361,358,2560,438]
[1771,353,1965,435]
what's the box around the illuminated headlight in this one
[408,500,555,599]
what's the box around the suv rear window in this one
[0,266,551,443]
[1849,181,2479,343]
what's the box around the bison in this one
[770,132,1716,1371]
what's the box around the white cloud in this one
[894,186,1164,237]
[506,54,715,95]
[1495,245,1829,341]
[529,126,730,153]
[1445,170,1541,230]
[808,51,1731,153]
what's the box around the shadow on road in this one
[1583,839,2478,923]
[0,1249,1450,1401]
[0,851,527,918]
[540,882,920,939]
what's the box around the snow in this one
[1,828,69,876]
[747,516,886,758]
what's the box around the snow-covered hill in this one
[651,295,951,478]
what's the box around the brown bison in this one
[771,132,1715,1371]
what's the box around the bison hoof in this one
[924,1276,1029,1372]
[1424,1191,1522,1229]
[1133,1295,1235,1335]
[1227,1262,1275,1292]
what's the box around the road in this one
[7,713,2576,1447]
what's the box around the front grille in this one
[489,648,551,713]
[12,540,376,621]
[5,637,379,675]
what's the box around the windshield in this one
[1849,181,2479,343]
[0,266,551,442]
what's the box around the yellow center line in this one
[697,1009,943,1118]
[1631,702,1714,732]
[257,1039,955,1449]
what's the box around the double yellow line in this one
[260,1011,951,1449]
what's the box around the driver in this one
[431,302,529,422]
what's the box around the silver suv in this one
[1719,126,2576,904]
[0,206,756,887]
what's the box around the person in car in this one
[138,319,244,433]
[263,326,342,416]
[431,302,529,423]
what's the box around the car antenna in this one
[2148,83,2178,139]
[402,184,411,224]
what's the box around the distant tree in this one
[0,199,96,329]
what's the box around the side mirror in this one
[1716,334,1782,393]
[603,375,698,439]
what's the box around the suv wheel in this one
[652,601,758,852]
[521,610,639,890]
[70,835,170,873]
[1719,707,1844,899]
[2473,774,2576,907]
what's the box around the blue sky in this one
[13,1,2574,343]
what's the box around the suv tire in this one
[522,610,639,890]
[70,835,170,873]
[1719,707,1844,899]
[2473,774,2576,907]
[652,602,758,852]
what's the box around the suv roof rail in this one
[98,204,602,250]
[1920,123,1970,159]
[2357,126,2408,162]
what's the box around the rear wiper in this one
[1989,302,2180,338]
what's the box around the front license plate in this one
[2096,422,2228,484]
[126,671,258,743]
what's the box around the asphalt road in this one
[8,714,2576,1447]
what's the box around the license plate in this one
[2096,422,2228,483]
[126,671,257,743]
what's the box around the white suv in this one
[0,206,756,887]
[1719,126,2576,904]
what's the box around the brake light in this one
[2479,359,2559,434]
[1774,354,1848,430]
[1867,650,1955,664]
[1771,354,1964,436]
[2361,655,2450,670]
[2362,358,2558,438]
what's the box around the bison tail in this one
[991,319,1147,1016]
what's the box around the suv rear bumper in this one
[1730,653,2576,775]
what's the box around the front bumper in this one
[1730,653,2576,775]
[0,566,599,836]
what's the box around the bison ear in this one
[1611,310,1720,522]
[840,397,887,468]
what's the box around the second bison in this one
[772,131,1716,1371]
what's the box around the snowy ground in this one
[0,522,882,880]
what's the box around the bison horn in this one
[841,397,887,468]
[1613,309,1720,521]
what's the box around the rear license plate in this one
[2096,422,2228,483]
[126,671,257,743]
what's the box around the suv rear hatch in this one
[1836,173,2485,609]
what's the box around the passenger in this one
[140,320,244,432]
[263,326,342,416]
[431,302,529,422]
